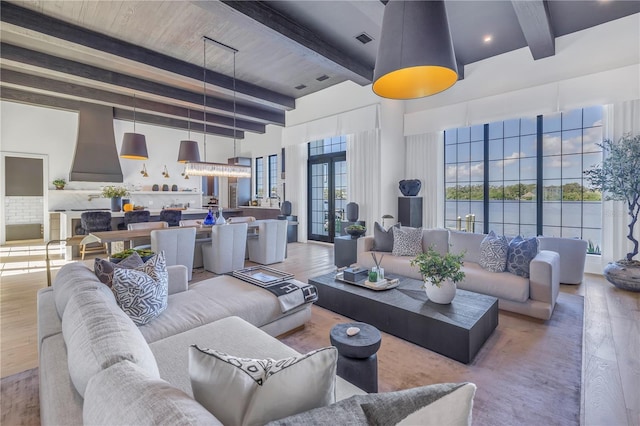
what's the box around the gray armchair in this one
[202,223,248,274]
[247,220,288,265]
[151,227,197,281]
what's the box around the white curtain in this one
[601,99,640,265]
[284,143,308,242]
[405,132,445,228]
[347,129,382,232]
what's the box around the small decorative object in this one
[368,270,378,282]
[346,327,360,337]
[52,178,66,190]
[281,200,292,216]
[398,179,422,196]
[152,184,159,191]
[216,206,226,225]
[171,184,178,191]
[162,184,169,191]
[371,252,384,280]
[203,208,216,226]
[410,246,465,304]
[346,202,359,222]
[343,266,368,282]
[123,203,134,212]
[162,165,170,178]
[101,186,130,212]
[585,134,640,291]
[251,200,259,206]
[345,224,366,239]
[381,214,394,229]
[109,248,155,263]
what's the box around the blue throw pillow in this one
[479,231,509,273]
[506,236,538,278]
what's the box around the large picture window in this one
[255,157,263,198]
[445,106,602,252]
[268,154,278,197]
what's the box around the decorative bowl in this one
[345,225,366,239]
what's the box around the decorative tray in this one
[335,271,399,291]
[232,266,294,287]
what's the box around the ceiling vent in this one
[316,75,329,82]
[355,32,373,44]
[295,84,307,90]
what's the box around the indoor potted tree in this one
[52,178,66,190]
[584,133,640,292]
[101,185,130,212]
[410,246,466,304]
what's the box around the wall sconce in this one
[181,166,190,179]
[140,163,149,177]
[162,165,170,178]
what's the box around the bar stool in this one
[79,211,112,259]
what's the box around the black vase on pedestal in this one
[399,179,422,196]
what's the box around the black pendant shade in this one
[120,132,148,160]
[373,0,458,99]
[177,140,201,163]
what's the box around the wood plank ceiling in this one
[1,0,638,140]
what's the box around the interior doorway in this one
[307,155,347,243]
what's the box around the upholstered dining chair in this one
[124,210,150,227]
[78,211,112,259]
[159,209,182,227]
[247,219,288,265]
[151,227,196,281]
[202,223,248,274]
[127,221,169,249]
[179,219,209,269]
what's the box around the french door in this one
[307,155,346,243]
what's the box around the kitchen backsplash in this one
[4,196,44,225]
[48,190,202,211]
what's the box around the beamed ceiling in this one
[1,0,638,140]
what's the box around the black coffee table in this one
[309,271,498,364]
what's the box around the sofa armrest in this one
[167,265,188,295]
[356,236,375,264]
[529,250,560,307]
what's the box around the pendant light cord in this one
[233,51,237,158]
[133,93,137,133]
[203,37,207,162]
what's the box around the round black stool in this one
[329,322,381,393]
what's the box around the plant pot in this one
[603,261,640,292]
[55,186,65,190]
[345,227,366,238]
[424,279,457,304]
[110,197,122,212]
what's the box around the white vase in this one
[424,278,457,304]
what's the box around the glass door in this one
[308,156,346,243]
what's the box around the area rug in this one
[1,368,39,425]
[281,292,584,426]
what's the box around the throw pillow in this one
[373,222,400,252]
[479,231,509,273]
[112,252,168,326]
[392,226,423,256]
[506,236,539,278]
[266,382,476,426]
[189,345,337,426]
[94,252,144,288]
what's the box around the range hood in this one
[69,103,123,182]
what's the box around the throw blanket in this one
[261,280,318,313]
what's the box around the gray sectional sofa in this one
[38,262,364,425]
[357,229,561,320]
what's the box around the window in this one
[268,154,278,197]
[308,136,347,156]
[255,157,263,198]
[445,106,602,251]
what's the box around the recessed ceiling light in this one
[316,75,329,82]
[355,32,373,44]
[295,84,307,90]
[483,35,493,43]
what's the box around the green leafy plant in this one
[345,224,365,231]
[410,246,465,287]
[110,248,154,259]
[101,186,130,198]
[52,178,66,188]
[586,240,601,255]
[584,134,640,263]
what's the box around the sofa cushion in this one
[506,236,539,278]
[459,262,529,303]
[267,382,476,426]
[190,345,337,426]
[373,222,399,252]
[112,251,168,326]
[84,360,221,426]
[449,231,486,264]
[62,288,160,397]
[479,231,509,273]
[422,228,450,255]
[94,251,144,288]
[53,262,115,318]
[392,226,423,256]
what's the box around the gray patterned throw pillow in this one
[392,226,423,256]
[94,252,144,288]
[112,251,168,325]
[506,236,538,278]
[479,231,509,272]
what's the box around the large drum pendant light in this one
[178,110,201,163]
[120,94,149,159]
[373,0,458,99]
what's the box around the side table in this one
[329,322,381,393]
[334,235,359,268]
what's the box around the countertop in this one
[50,208,218,219]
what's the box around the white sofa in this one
[357,229,560,320]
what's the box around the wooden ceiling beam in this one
[511,0,555,60]
[0,43,284,125]
[0,86,244,139]
[0,0,294,110]
[218,0,373,85]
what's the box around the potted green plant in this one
[345,224,366,239]
[101,186,130,212]
[584,134,640,292]
[410,246,465,304]
[109,248,155,264]
[52,178,66,190]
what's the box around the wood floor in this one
[1,240,638,425]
